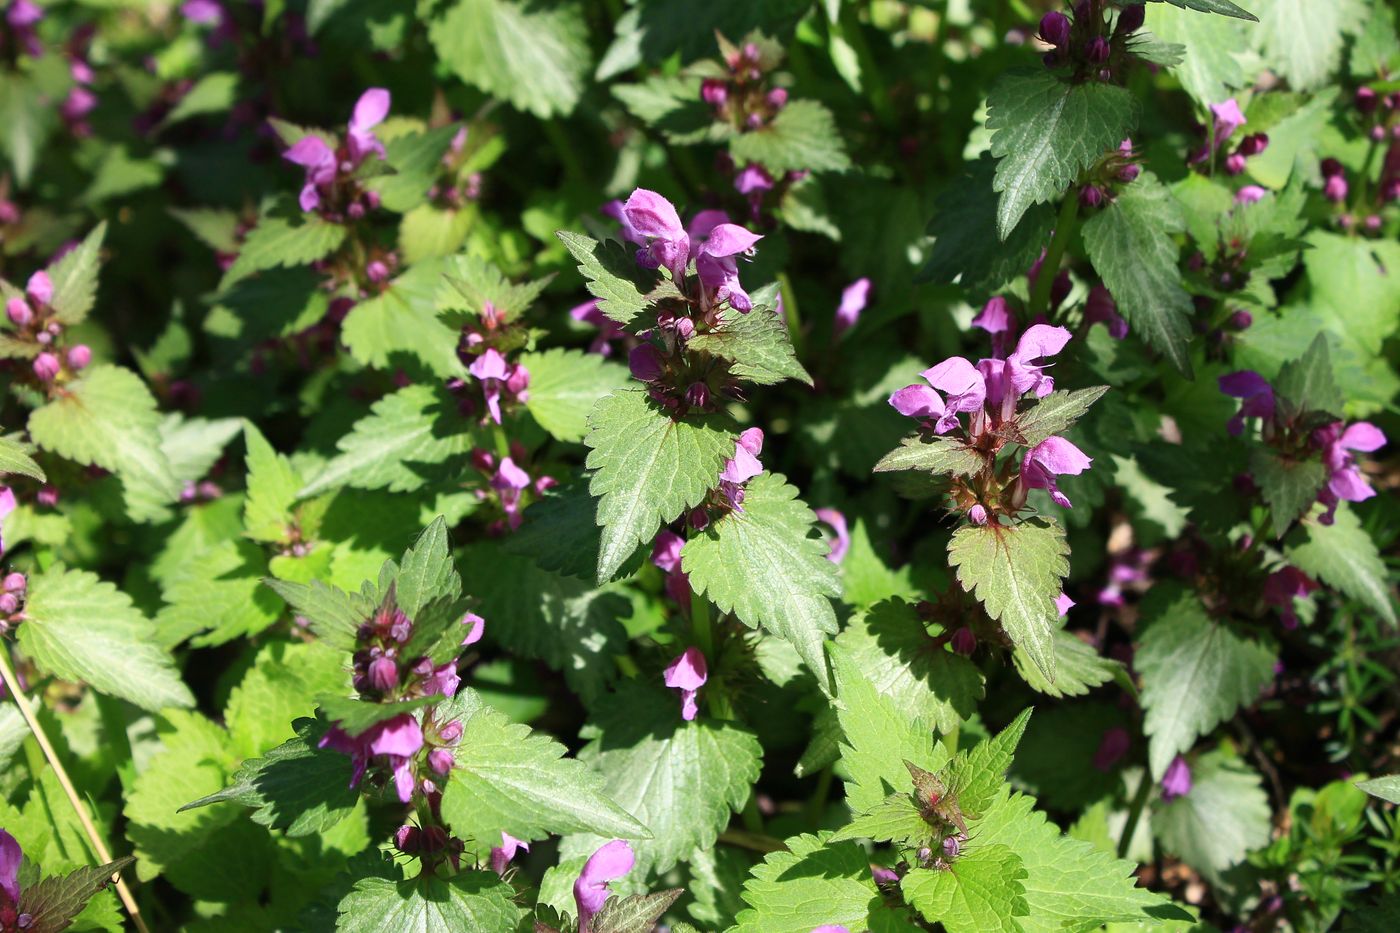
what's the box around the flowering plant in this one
[0,0,1397,931]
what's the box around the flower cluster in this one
[700,35,788,133]
[1219,370,1386,524]
[468,447,554,534]
[890,324,1094,522]
[6,271,92,385]
[283,88,390,219]
[1079,138,1142,210]
[1037,2,1145,81]
[1189,99,1268,179]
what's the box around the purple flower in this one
[6,298,31,327]
[181,0,223,24]
[1235,185,1268,204]
[834,278,870,336]
[1004,324,1072,398]
[67,345,91,371]
[1092,727,1130,772]
[26,271,51,306]
[61,87,97,123]
[461,612,485,647]
[949,627,976,656]
[694,223,763,312]
[490,832,530,876]
[0,829,19,907]
[1218,371,1275,436]
[284,136,337,213]
[1056,593,1075,616]
[1315,421,1385,516]
[347,88,390,164]
[812,927,851,933]
[871,865,899,885]
[623,189,689,281]
[571,300,624,356]
[628,343,665,383]
[720,428,765,484]
[813,508,850,564]
[1022,437,1093,508]
[1210,99,1246,145]
[319,713,423,803]
[664,647,708,721]
[6,0,41,28]
[1085,36,1110,64]
[1161,756,1192,801]
[734,164,775,196]
[574,840,635,933]
[1115,3,1145,34]
[1084,286,1127,338]
[0,487,15,557]
[651,530,684,574]
[32,352,60,382]
[492,456,531,529]
[469,348,510,423]
[1039,11,1071,47]
[1263,567,1317,629]
[972,295,1012,336]
[890,357,988,434]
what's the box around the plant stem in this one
[1117,768,1153,860]
[940,722,961,759]
[777,271,804,360]
[491,422,511,461]
[1028,193,1080,321]
[0,647,151,933]
[718,828,788,853]
[804,765,834,824]
[690,591,714,660]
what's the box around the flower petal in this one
[700,223,763,258]
[623,188,685,240]
[889,384,944,419]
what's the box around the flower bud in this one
[1238,133,1269,157]
[0,593,17,614]
[346,202,365,220]
[968,504,988,525]
[688,507,709,531]
[1229,309,1253,330]
[33,352,60,381]
[1320,157,1343,177]
[1355,86,1378,115]
[66,345,91,371]
[1079,184,1104,209]
[366,260,390,283]
[1364,214,1382,233]
[1118,162,1140,183]
[685,382,709,409]
[6,298,32,327]
[1085,36,1110,64]
[766,88,788,109]
[438,719,464,744]
[1114,3,1144,34]
[428,748,455,775]
[942,834,962,859]
[3,573,26,593]
[628,343,665,382]
[1050,269,1072,310]
[700,78,728,107]
[394,825,421,854]
[1039,11,1071,47]
[1225,153,1246,176]
[1371,124,1387,142]
[36,486,58,507]
[673,316,695,340]
[34,330,51,345]
[950,627,977,656]
[367,656,399,692]
[25,270,52,305]
[1324,174,1348,203]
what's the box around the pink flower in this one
[664,647,708,721]
[1084,286,1127,339]
[490,832,530,876]
[720,428,765,484]
[1218,371,1275,436]
[950,627,976,656]
[1313,421,1386,520]
[972,295,1012,337]
[25,271,51,306]
[813,508,850,564]
[1055,593,1075,616]
[492,456,532,529]
[1022,437,1092,509]
[469,348,511,423]
[0,487,15,557]
[284,136,337,212]
[347,88,390,164]
[1191,99,1246,164]
[1263,567,1318,629]
[1004,324,1072,398]
[734,164,775,195]
[461,611,485,647]
[0,829,20,909]
[651,530,685,574]
[1235,185,1268,205]
[574,840,634,933]
[812,928,851,933]
[181,0,223,24]
[1161,756,1192,801]
[623,188,689,282]
[319,713,424,803]
[694,223,763,312]
[571,300,624,356]
[834,278,870,336]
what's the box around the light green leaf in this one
[337,872,528,932]
[1151,749,1272,881]
[1136,591,1277,778]
[1154,0,1258,21]
[0,435,44,481]
[874,435,985,477]
[1274,332,1345,418]
[1146,4,1251,105]
[19,565,194,712]
[1357,775,1400,804]
[591,890,685,933]
[939,709,1033,822]
[522,348,632,443]
[225,641,349,759]
[1287,504,1396,627]
[613,75,721,145]
[341,258,469,378]
[219,214,347,289]
[682,472,840,686]
[438,689,650,844]
[729,100,850,175]
[1081,173,1194,376]
[45,223,106,325]
[901,846,1028,933]
[560,682,762,876]
[828,792,926,845]
[261,577,371,652]
[986,71,1139,238]
[159,72,239,129]
[1014,386,1111,448]
[27,365,182,522]
[1254,0,1361,90]
[1250,447,1327,537]
[154,538,279,648]
[242,422,301,543]
[733,832,881,933]
[369,124,460,213]
[1350,0,1399,77]
[557,231,654,326]
[947,517,1070,683]
[584,388,736,582]
[687,303,812,387]
[439,253,551,324]
[1014,628,1129,698]
[394,516,460,618]
[428,0,592,118]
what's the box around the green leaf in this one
[154,538,280,648]
[1275,333,1345,419]
[428,0,591,118]
[226,641,349,759]
[45,223,106,326]
[986,71,1139,238]
[262,577,371,651]
[1153,0,1258,20]
[596,0,809,80]
[918,155,1055,297]
[591,890,685,933]
[341,259,469,378]
[1350,0,1399,77]
[1254,0,1360,90]
[219,214,347,289]
[18,857,135,933]
[0,434,44,481]
[828,792,927,845]
[561,682,762,876]
[874,434,986,477]
[613,75,721,145]
[1287,504,1396,627]
[522,348,632,443]
[1081,173,1194,377]
[300,384,476,497]
[1357,775,1400,804]
[159,71,239,129]
[316,696,437,737]
[19,565,194,712]
[437,689,650,844]
[687,304,812,387]
[1014,628,1130,699]
[728,100,850,175]
[901,846,1028,933]
[1014,386,1111,448]
[181,717,359,837]
[1136,591,1277,778]
[833,599,983,735]
[831,646,944,813]
[584,388,736,582]
[439,254,551,324]
[733,832,881,932]
[241,422,301,543]
[369,124,460,213]
[682,472,840,687]
[940,709,1033,822]
[505,483,620,581]
[557,231,654,326]
[27,365,182,522]
[947,518,1070,683]
[1146,4,1251,105]
[1151,749,1272,881]
[337,872,528,932]
[1250,447,1328,537]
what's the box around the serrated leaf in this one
[1136,591,1277,778]
[828,792,926,845]
[1287,504,1396,627]
[219,214,347,289]
[226,641,349,759]
[369,123,460,213]
[393,516,460,620]
[591,889,685,933]
[262,577,371,651]
[728,100,850,175]
[18,857,135,933]
[682,472,840,687]
[428,0,591,118]
[300,384,476,497]
[1357,775,1400,804]
[1081,173,1194,376]
[1254,0,1359,90]
[1146,5,1251,105]
[241,422,301,543]
[613,75,720,145]
[560,682,762,877]
[505,483,621,581]
[180,717,359,837]
[918,155,1055,296]
[1274,333,1344,419]
[1153,0,1257,20]
[154,538,280,648]
[584,388,736,581]
[901,846,1028,933]
[986,71,1139,238]
[159,71,239,129]
[0,434,44,481]
[733,832,880,932]
[687,304,812,386]
[437,689,650,844]
[316,696,437,737]
[27,365,182,522]
[439,254,552,325]
[557,231,653,326]
[1250,447,1328,537]
[1014,386,1111,448]
[19,565,193,712]
[873,435,986,477]
[522,348,633,443]
[1151,749,1271,881]
[44,223,106,326]
[939,710,1033,821]
[341,259,469,378]
[948,518,1070,683]
[337,872,528,932]
[1014,628,1129,699]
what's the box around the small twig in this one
[1235,716,1287,812]
[0,645,150,933]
